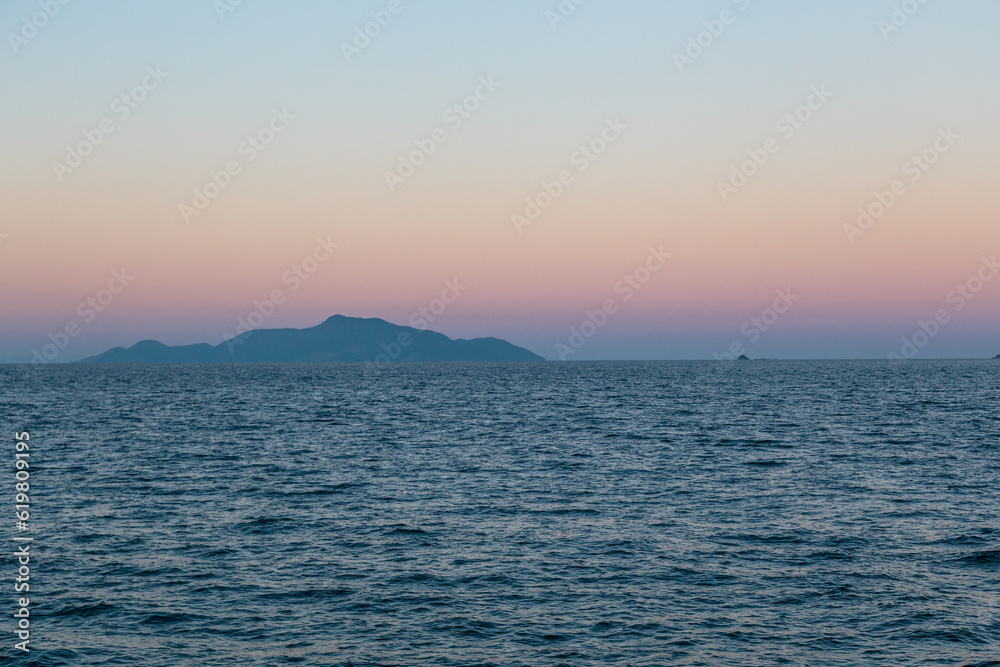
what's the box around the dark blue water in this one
[1,361,998,666]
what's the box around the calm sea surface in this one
[1,361,998,666]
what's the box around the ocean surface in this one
[1,360,998,666]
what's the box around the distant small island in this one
[737,354,750,361]
[79,315,543,363]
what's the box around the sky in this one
[1,0,999,362]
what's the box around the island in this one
[79,315,544,363]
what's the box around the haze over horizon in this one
[3,0,999,362]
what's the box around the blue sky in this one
[2,1,999,361]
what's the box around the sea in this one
[1,360,998,666]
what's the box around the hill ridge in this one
[79,315,544,363]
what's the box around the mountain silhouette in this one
[79,315,544,363]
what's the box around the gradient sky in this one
[2,0,999,361]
